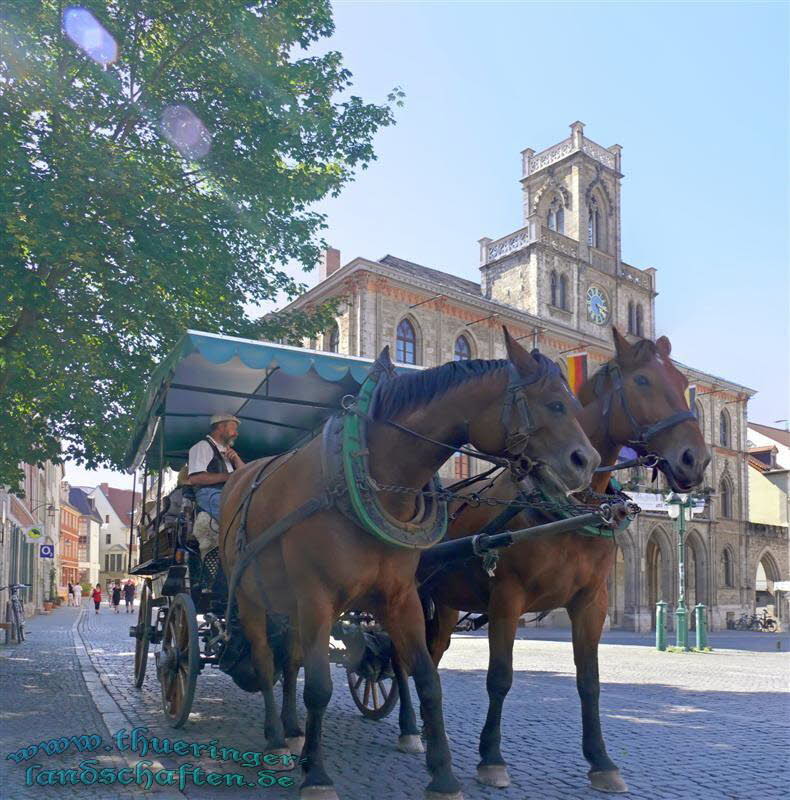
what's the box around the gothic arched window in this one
[396,318,417,365]
[547,198,565,234]
[719,410,730,448]
[719,478,733,519]
[635,304,644,337]
[454,453,470,480]
[327,324,339,353]
[559,274,568,310]
[550,270,558,307]
[721,548,734,587]
[454,335,471,361]
[628,301,635,334]
[588,196,600,249]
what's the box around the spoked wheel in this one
[158,592,199,728]
[133,580,152,688]
[764,620,777,633]
[347,665,399,720]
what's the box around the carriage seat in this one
[193,511,219,559]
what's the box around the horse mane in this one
[371,349,561,422]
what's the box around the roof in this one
[123,330,420,471]
[69,486,103,523]
[748,455,770,473]
[103,485,138,524]
[749,422,790,448]
[378,255,482,298]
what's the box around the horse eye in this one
[634,375,650,387]
[547,401,565,414]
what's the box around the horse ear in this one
[371,345,396,379]
[503,326,538,377]
[656,335,672,358]
[612,327,633,363]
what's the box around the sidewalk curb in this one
[72,608,181,795]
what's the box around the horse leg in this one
[396,601,455,754]
[476,587,521,788]
[298,597,337,799]
[281,626,305,756]
[386,589,463,800]
[240,600,294,771]
[394,651,424,754]
[427,602,459,667]
[568,590,628,794]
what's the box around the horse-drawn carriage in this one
[123,327,705,799]
[127,330,627,727]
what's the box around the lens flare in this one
[63,7,118,66]
[161,105,212,159]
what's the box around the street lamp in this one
[665,492,694,650]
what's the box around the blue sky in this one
[66,0,788,488]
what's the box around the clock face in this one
[586,286,609,325]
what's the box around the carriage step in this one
[150,597,169,607]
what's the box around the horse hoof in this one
[589,769,629,793]
[286,736,305,755]
[425,792,464,800]
[267,747,298,772]
[476,764,511,788]
[300,787,339,800]
[398,734,424,754]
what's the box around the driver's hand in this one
[226,448,241,466]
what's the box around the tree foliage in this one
[0,0,402,487]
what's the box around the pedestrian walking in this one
[123,580,135,613]
[91,584,102,614]
[74,582,83,606]
[67,582,75,607]
[111,583,122,614]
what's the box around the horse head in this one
[469,328,600,493]
[580,328,710,492]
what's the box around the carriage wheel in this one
[347,665,399,720]
[133,580,152,688]
[158,592,200,729]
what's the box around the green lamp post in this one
[665,492,695,651]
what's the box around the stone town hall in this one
[284,122,787,631]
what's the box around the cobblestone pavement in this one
[2,603,789,800]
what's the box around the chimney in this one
[319,247,341,282]
[100,482,109,495]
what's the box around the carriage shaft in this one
[421,512,603,568]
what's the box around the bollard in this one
[694,603,708,650]
[656,601,667,651]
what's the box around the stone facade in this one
[282,121,787,630]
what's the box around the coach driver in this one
[187,413,245,522]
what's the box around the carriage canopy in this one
[123,330,419,472]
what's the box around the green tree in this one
[0,1,401,488]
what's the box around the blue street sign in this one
[40,544,55,559]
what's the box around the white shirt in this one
[74,585,83,598]
[188,436,234,476]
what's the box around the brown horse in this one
[394,329,710,793]
[218,330,600,800]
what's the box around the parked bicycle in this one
[0,583,31,644]
[753,610,778,632]
[731,611,777,632]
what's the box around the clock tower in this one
[478,121,656,344]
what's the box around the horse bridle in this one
[595,360,696,459]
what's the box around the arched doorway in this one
[607,545,625,627]
[646,527,672,629]
[685,530,708,629]
[755,550,781,616]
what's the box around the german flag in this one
[566,352,588,396]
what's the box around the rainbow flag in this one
[566,352,588,396]
[684,384,697,414]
